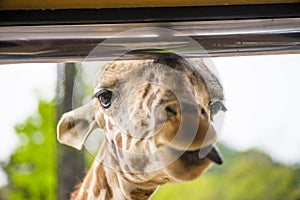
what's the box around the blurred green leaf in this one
[152,145,300,200]
[3,99,57,200]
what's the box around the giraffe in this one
[57,52,226,200]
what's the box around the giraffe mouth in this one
[170,145,223,165]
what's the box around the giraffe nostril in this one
[165,105,178,116]
[200,107,208,119]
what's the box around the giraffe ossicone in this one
[57,51,225,200]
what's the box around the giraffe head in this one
[57,52,225,184]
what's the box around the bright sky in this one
[0,54,300,187]
[0,64,57,186]
[213,54,300,164]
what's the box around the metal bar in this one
[0,18,300,64]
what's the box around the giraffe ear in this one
[57,101,101,150]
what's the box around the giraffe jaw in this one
[160,145,223,182]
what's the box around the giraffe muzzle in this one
[155,102,218,152]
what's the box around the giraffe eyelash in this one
[210,101,227,116]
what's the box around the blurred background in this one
[0,54,300,199]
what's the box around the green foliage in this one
[3,100,57,200]
[152,145,300,200]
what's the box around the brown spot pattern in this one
[135,139,143,147]
[126,134,132,150]
[115,132,124,158]
[93,163,113,199]
[142,83,151,98]
[130,188,155,200]
[115,132,122,148]
[130,157,149,172]
[146,88,160,108]
[107,120,113,130]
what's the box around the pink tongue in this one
[206,147,223,165]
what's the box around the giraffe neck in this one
[71,144,158,200]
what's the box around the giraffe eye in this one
[95,90,113,109]
[210,101,227,116]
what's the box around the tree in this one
[2,100,57,200]
[56,63,85,200]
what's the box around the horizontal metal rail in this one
[1,18,300,64]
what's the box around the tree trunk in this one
[56,63,85,200]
